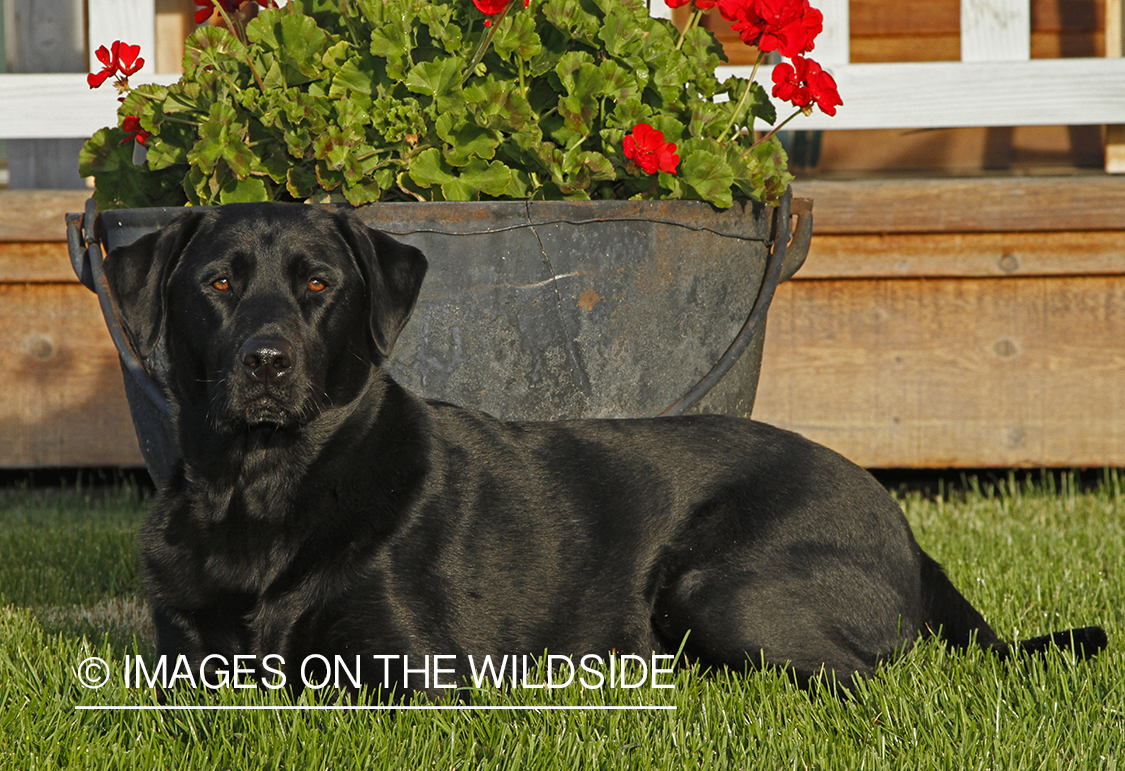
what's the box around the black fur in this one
[105,202,1107,699]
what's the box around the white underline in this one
[76,704,675,711]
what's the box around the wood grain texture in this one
[753,275,1125,467]
[154,0,192,74]
[0,283,143,467]
[849,0,1100,36]
[722,30,1102,64]
[0,243,81,283]
[794,232,1125,279]
[961,0,1031,62]
[811,125,1104,174]
[0,190,92,242]
[789,176,1125,233]
[1106,0,1124,173]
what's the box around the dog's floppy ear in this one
[336,212,428,360]
[103,211,203,359]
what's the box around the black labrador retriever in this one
[105,202,1106,699]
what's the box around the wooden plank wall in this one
[754,176,1125,468]
[0,191,144,467]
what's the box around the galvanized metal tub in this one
[67,193,811,486]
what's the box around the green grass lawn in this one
[1,473,1122,769]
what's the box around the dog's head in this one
[104,202,427,433]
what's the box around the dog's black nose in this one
[240,338,295,382]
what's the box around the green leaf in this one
[246,9,328,82]
[555,53,604,136]
[681,147,734,208]
[322,40,351,70]
[417,3,463,54]
[183,26,247,75]
[437,115,500,166]
[493,12,541,62]
[541,0,600,42]
[371,25,413,80]
[332,52,388,97]
[648,63,687,108]
[608,98,653,131]
[187,102,253,178]
[450,158,513,199]
[404,57,464,98]
[371,96,427,145]
[144,135,190,171]
[218,175,270,204]
[335,95,371,131]
[343,177,384,206]
[313,125,364,182]
[286,164,319,199]
[596,6,650,59]
[466,80,536,134]
[599,61,642,103]
[408,148,455,188]
[161,82,209,115]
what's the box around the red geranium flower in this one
[121,116,152,146]
[116,43,145,77]
[87,41,144,88]
[87,43,118,89]
[665,0,720,8]
[718,0,821,57]
[624,124,679,175]
[473,0,527,26]
[474,0,511,25]
[771,56,841,116]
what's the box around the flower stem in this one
[675,9,703,51]
[718,51,766,141]
[717,52,767,141]
[750,108,803,149]
[463,4,514,86]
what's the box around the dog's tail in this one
[919,552,1107,662]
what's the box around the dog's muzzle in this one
[215,335,310,430]
[240,337,295,383]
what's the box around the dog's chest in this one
[152,471,311,598]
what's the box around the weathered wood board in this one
[749,177,1125,468]
[753,275,1125,468]
[0,282,143,467]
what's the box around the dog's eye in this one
[212,278,231,292]
[307,278,327,293]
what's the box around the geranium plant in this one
[79,0,839,210]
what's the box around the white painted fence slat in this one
[717,57,1125,131]
[813,0,850,65]
[0,73,180,140]
[960,0,1031,62]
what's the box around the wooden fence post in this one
[7,0,87,189]
[1107,0,1125,173]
